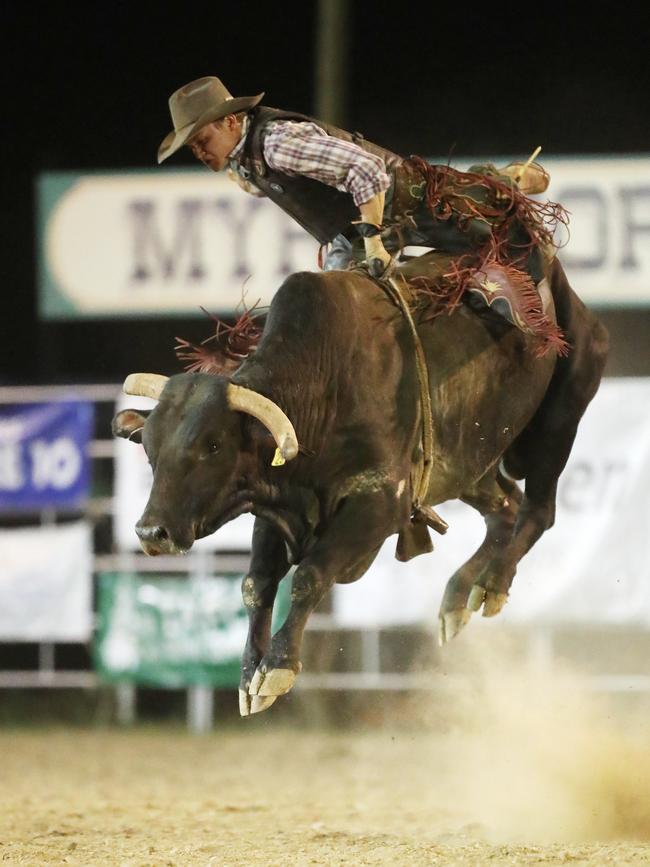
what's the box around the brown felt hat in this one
[157,77,264,164]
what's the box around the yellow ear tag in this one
[271,447,286,467]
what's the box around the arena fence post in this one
[115,682,137,725]
[187,685,214,734]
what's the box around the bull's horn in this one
[227,384,298,461]
[123,373,170,400]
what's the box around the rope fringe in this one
[403,158,570,357]
[175,299,265,375]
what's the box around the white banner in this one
[113,394,255,552]
[0,521,93,641]
[41,172,319,318]
[334,378,650,628]
[40,157,650,318]
[543,157,650,307]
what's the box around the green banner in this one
[94,572,291,688]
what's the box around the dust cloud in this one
[422,625,650,844]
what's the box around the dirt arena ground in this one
[3,652,650,867]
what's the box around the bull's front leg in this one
[239,517,289,717]
[247,488,399,708]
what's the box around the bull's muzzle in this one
[135,522,186,556]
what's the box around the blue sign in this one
[0,401,94,511]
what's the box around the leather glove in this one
[363,234,393,278]
[357,190,393,277]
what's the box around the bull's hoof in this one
[239,689,278,717]
[438,608,472,645]
[467,585,486,612]
[467,586,509,617]
[249,666,299,698]
[482,592,508,617]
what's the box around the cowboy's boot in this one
[499,161,550,195]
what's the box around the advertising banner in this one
[542,156,650,307]
[0,401,94,512]
[334,378,650,628]
[38,157,650,319]
[0,521,93,641]
[94,571,291,687]
[38,171,319,319]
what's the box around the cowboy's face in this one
[188,115,242,171]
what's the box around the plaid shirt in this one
[229,119,391,206]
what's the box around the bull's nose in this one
[135,524,169,544]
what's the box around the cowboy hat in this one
[157,77,264,164]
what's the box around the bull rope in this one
[383,275,448,536]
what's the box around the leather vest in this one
[239,106,411,244]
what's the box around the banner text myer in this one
[39,158,650,318]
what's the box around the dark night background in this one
[3,2,650,385]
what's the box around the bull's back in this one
[256,270,554,499]
[302,268,557,498]
[247,270,414,460]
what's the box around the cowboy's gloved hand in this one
[363,234,393,278]
[356,190,392,277]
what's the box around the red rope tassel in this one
[175,299,265,375]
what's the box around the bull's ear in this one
[112,409,151,443]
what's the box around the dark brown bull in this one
[113,255,608,715]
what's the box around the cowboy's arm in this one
[263,121,393,271]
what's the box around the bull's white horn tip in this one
[122,374,139,395]
[281,437,299,461]
[122,372,170,400]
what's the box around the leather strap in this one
[383,276,434,509]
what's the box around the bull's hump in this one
[270,271,393,336]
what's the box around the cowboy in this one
[158,77,566,355]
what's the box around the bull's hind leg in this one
[467,413,584,617]
[467,286,608,618]
[438,470,521,643]
[466,440,570,618]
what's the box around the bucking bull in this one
[113,253,608,716]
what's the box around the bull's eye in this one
[199,441,221,461]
